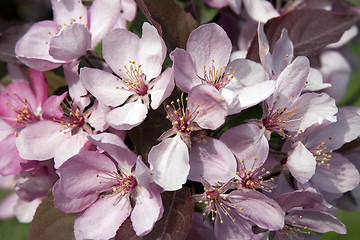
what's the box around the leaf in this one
[115,188,194,240]
[0,23,32,63]
[134,0,199,50]
[28,192,77,240]
[144,188,194,240]
[247,9,360,62]
[193,0,219,24]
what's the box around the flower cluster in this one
[1,0,360,240]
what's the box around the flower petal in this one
[139,22,166,80]
[148,134,189,191]
[188,84,227,130]
[74,196,131,240]
[311,153,360,193]
[106,100,148,130]
[186,23,232,77]
[228,189,285,230]
[80,67,132,107]
[287,141,316,184]
[16,120,70,161]
[131,187,163,236]
[15,21,64,71]
[150,67,175,110]
[57,151,117,198]
[170,48,202,92]
[188,136,237,184]
[88,0,121,47]
[49,23,91,61]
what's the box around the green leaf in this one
[193,0,219,24]
[28,192,77,240]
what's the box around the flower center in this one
[262,95,304,138]
[203,60,235,90]
[117,61,148,96]
[236,158,275,192]
[52,98,85,133]
[97,169,138,206]
[5,92,40,128]
[165,95,199,137]
[308,139,333,169]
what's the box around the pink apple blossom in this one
[53,133,163,239]
[80,22,174,130]
[15,0,124,71]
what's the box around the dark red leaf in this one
[28,192,77,240]
[0,23,32,63]
[134,0,199,50]
[247,9,360,62]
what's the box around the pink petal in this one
[305,108,360,151]
[0,134,26,176]
[89,133,137,173]
[235,80,275,110]
[287,141,316,184]
[220,123,269,171]
[304,68,331,92]
[0,81,36,121]
[150,67,175,110]
[135,156,152,189]
[63,61,90,111]
[80,67,132,107]
[57,151,117,198]
[53,181,98,213]
[270,56,310,109]
[53,130,90,168]
[186,23,232,77]
[29,68,48,107]
[243,0,279,23]
[15,21,64,71]
[321,50,351,102]
[188,84,228,130]
[139,22,167,80]
[215,212,253,240]
[42,92,67,120]
[103,28,140,79]
[228,189,285,230]
[257,23,273,76]
[292,93,337,133]
[49,23,91,61]
[0,192,17,219]
[74,197,131,240]
[288,209,346,234]
[51,0,88,26]
[131,187,163,236]
[88,0,121,47]
[87,100,110,132]
[16,120,70,161]
[203,0,228,8]
[148,134,189,191]
[226,59,270,90]
[170,48,202,92]
[311,153,360,193]
[106,100,148,130]
[14,197,43,223]
[188,136,237,184]
[271,28,293,73]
